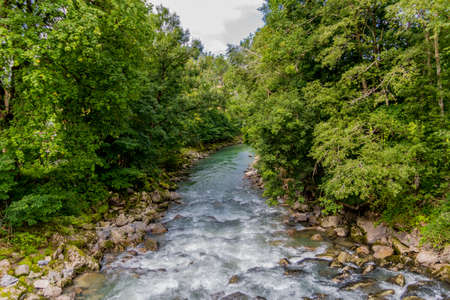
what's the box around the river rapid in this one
[75,145,449,300]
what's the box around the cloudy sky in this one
[150,0,265,54]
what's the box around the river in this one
[75,144,449,300]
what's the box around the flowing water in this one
[77,145,449,300]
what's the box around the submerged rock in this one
[389,274,405,287]
[148,223,167,235]
[311,234,323,241]
[221,292,249,300]
[344,279,375,291]
[143,238,159,252]
[228,275,240,284]
[279,258,291,266]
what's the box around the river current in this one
[77,145,449,300]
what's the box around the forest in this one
[0,0,449,248]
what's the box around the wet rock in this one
[228,275,240,284]
[0,274,18,287]
[389,274,405,287]
[0,259,11,275]
[329,260,343,268]
[373,245,394,259]
[350,225,365,243]
[356,246,370,256]
[357,218,389,244]
[14,264,29,276]
[332,272,351,283]
[221,292,249,300]
[279,258,291,266]
[143,238,159,252]
[34,279,50,289]
[335,227,348,237]
[43,285,63,298]
[363,264,375,275]
[416,250,440,266]
[401,297,424,300]
[321,216,341,228]
[344,279,375,290]
[369,289,395,299]
[337,251,351,264]
[168,192,181,201]
[148,223,167,235]
[311,234,323,241]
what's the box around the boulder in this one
[393,229,420,252]
[372,245,394,259]
[416,250,440,266]
[37,259,50,267]
[34,279,50,289]
[442,245,450,264]
[133,221,147,233]
[0,260,11,275]
[321,216,341,228]
[335,227,348,237]
[66,245,99,272]
[14,264,30,276]
[0,275,18,287]
[357,218,389,244]
[43,285,62,298]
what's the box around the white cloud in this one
[149,0,265,53]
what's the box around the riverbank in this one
[0,139,239,300]
[244,158,450,286]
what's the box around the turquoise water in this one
[77,145,449,300]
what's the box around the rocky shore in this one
[244,158,450,288]
[0,141,238,300]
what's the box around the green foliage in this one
[226,0,449,245]
[0,1,238,228]
[11,232,46,255]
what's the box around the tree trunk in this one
[425,30,432,76]
[434,28,444,116]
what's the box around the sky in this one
[150,0,265,54]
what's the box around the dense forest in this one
[0,0,238,230]
[0,0,449,248]
[226,0,449,246]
